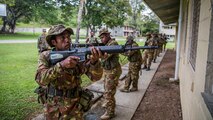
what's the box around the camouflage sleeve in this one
[95,37,99,43]
[37,36,41,49]
[104,40,119,59]
[86,37,89,43]
[35,51,64,86]
[85,60,103,81]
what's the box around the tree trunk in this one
[1,17,7,33]
[75,0,85,43]
[86,25,89,38]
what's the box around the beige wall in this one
[179,0,212,119]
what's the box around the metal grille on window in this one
[189,0,201,70]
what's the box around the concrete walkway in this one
[84,51,166,120]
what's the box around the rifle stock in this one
[50,45,158,65]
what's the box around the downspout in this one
[171,0,183,81]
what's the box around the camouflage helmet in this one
[126,35,134,41]
[146,32,151,36]
[98,28,110,37]
[46,24,74,47]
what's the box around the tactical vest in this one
[101,39,120,70]
[126,42,142,62]
[88,37,96,43]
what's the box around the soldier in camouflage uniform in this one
[152,33,160,63]
[35,24,103,120]
[120,36,142,92]
[99,28,122,120]
[142,33,158,71]
[86,31,99,44]
[37,29,50,53]
[157,34,164,55]
[162,33,168,51]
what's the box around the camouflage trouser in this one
[163,43,167,51]
[103,67,122,114]
[153,49,158,61]
[142,50,154,67]
[157,46,163,56]
[123,62,141,90]
[44,97,83,120]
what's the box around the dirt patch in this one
[132,50,182,120]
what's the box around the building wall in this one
[159,21,176,40]
[179,0,212,119]
[109,26,124,37]
[109,26,139,37]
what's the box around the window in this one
[202,0,213,118]
[189,0,200,70]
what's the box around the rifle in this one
[72,43,105,48]
[50,45,158,65]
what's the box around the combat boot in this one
[100,111,115,120]
[120,88,129,93]
[146,67,150,71]
[142,65,147,70]
[130,87,138,92]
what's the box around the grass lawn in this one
[0,43,91,120]
[0,32,88,40]
[0,41,175,119]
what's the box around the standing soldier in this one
[35,24,103,120]
[142,33,158,70]
[99,28,122,120]
[37,29,50,53]
[152,33,160,63]
[86,31,99,44]
[157,33,164,56]
[162,33,168,51]
[120,36,142,92]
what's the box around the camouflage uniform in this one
[35,25,103,120]
[120,36,142,92]
[157,34,164,56]
[142,34,158,70]
[86,36,98,44]
[37,31,50,53]
[152,34,160,63]
[101,39,122,116]
[162,34,168,51]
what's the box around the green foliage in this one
[125,2,159,35]
[0,0,15,5]
[83,0,132,31]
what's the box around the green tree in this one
[0,0,79,33]
[82,0,132,36]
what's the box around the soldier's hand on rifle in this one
[60,56,80,68]
[90,47,104,64]
[98,48,108,61]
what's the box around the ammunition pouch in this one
[47,85,79,98]
[128,53,141,62]
[78,89,94,112]
[34,86,47,104]
[102,56,119,70]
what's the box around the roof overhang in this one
[144,0,180,25]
